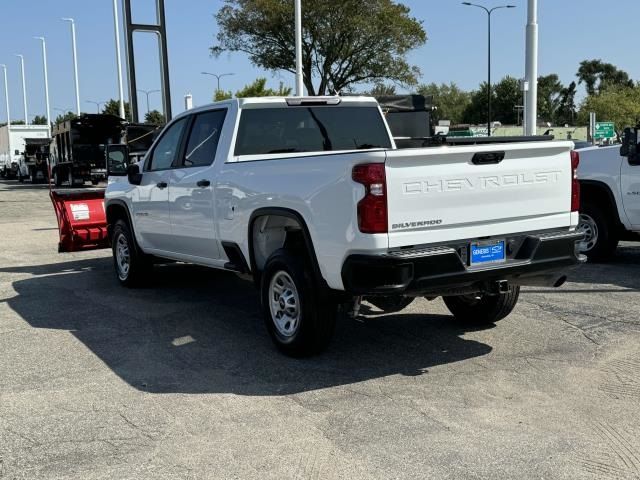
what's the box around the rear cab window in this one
[234,105,392,158]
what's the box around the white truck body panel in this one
[577,145,638,230]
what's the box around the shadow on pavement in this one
[1,257,492,395]
[562,244,640,291]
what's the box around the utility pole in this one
[462,2,516,137]
[34,37,51,131]
[15,55,28,125]
[62,18,81,116]
[112,0,126,120]
[138,89,160,115]
[0,64,11,165]
[201,72,234,93]
[294,0,303,96]
[524,0,538,136]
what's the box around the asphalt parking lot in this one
[1,179,640,480]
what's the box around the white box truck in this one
[0,124,51,180]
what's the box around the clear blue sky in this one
[0,0,639,123]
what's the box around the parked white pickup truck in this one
[577,132,640,260]
[104,96,584,356]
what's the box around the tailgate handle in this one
[472,151,505,165]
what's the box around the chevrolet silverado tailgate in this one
[385,141,575,248]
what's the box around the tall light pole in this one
[294,0,303,96]
[34,37,51,130]
[112,0,126,120]
[62,18,81,116]
[0,64,11,165]
[14,55,28,125]
[462,2,515,136]
[201,72,234,93]
[86,100,106,113]
[524,0,538,136]
[137,89,160,115]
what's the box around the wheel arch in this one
[248,207,325,287]
[105,199,135,242]
[580,180,624,229]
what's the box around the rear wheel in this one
[111,219,152,287]
[443,286,520,326]
[261,249,337,356]
[578,201,618,262]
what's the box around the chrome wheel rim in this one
[578,213,599,252]
[115,233,131,280]
[269,271,300,337]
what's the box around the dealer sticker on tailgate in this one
[470,240,506,266]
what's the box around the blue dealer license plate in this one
[470,240,506,265]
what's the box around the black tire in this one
[578,201,618,262]
[261,248,337,356]
[111,219,152,287]
[443,286,520,326]
[367,296,415,313]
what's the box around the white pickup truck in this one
[104,96,584,356]
[577,132,640,260]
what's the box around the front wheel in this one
[443,286,520,326]
[261,249,337,356]
[111,219,152,287]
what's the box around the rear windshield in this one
[234,106,392,156]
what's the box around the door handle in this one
[157,181,168,189]
[197,179,211,188]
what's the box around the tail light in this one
[571,151,580,212]
[352,163,387,233]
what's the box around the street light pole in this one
[0,64,11,166]
[34,37,51,130]
[62,18,81,116]
[86,100,106,113]
[112,0,126,120]
[462,2,515,136]
[14,55,28,125]
[201,72,234,93]
[294,0,303,96]
[137,89,161,115]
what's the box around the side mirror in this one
[106,144,130,176]
[127,163,143,186]
[621,127,640,165]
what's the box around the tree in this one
[537,74,563,123]
[144,110,165,126]
[577,59,634,96]
[212,0,427,95]
[417,82,471,124]
[578,86,640,131]
[31,115,48,125]
[556,81,578,126]
[214,89,233,101]
[235,77,292,97]
[368,84,397,96]
[102,99,131,120]
[463,77,521,125]
[54,111,77,126]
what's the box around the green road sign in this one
[595,122,615,139]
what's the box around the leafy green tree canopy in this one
[31,115,48,125]
[54,112,77,126]
[235,78,292,97]
[144,110,166,126]
[214,89,233,101]
[417,82,471,124]
[212,0,427,95]
[577,59,634,96]
[578,86,640,131]
[102,99,131,121]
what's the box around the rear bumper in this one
[341,230,586,296]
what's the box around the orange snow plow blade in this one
[50,189,109,253]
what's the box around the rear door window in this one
[181,109,227,167]
[234,106,392,156]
